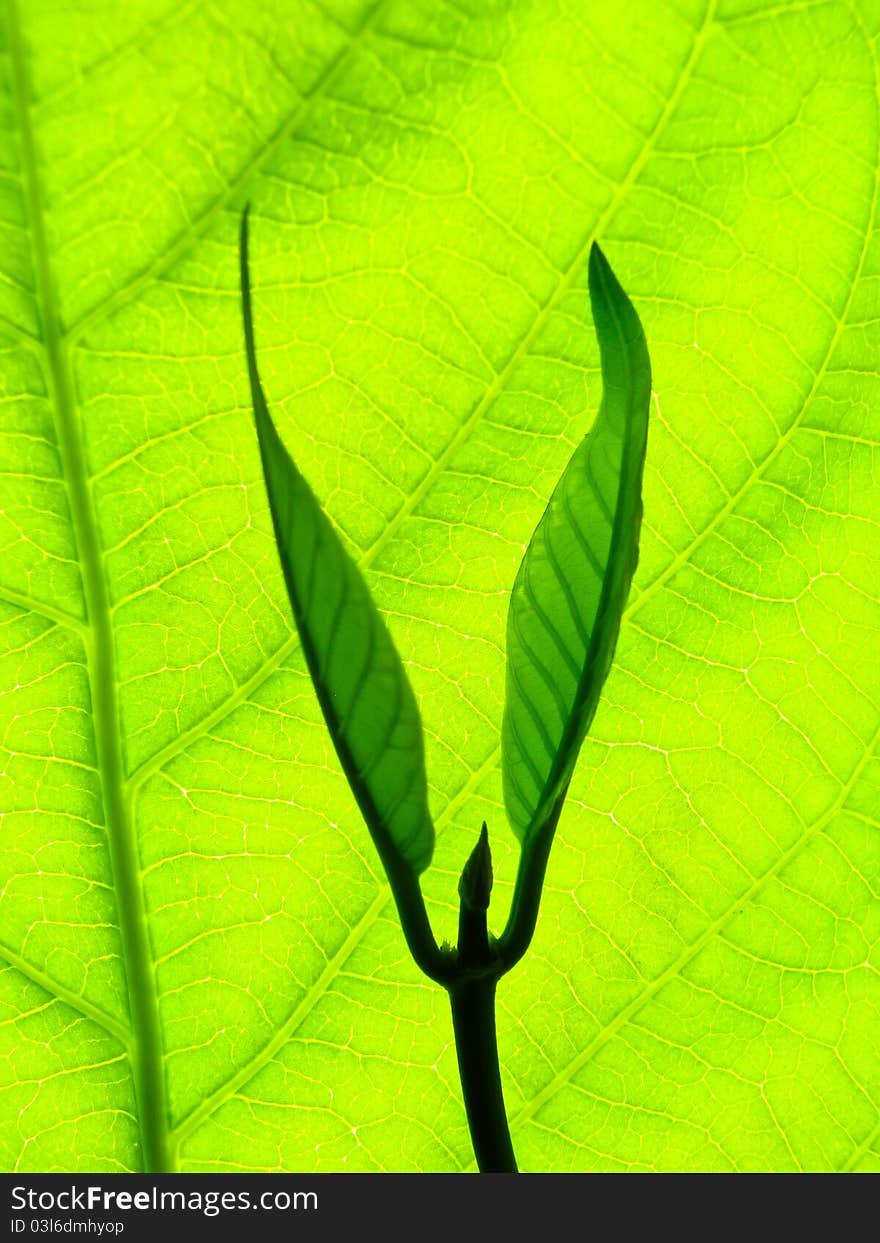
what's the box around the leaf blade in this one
[240,209,434,878]
[2,0,878,1175]
[502,242,651,844]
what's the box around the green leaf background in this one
[1,0,878,1172]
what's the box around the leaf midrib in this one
[5,0,170,1173]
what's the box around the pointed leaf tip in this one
[587,239,626,307]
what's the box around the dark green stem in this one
[447,824,517,1171]
[448,977,517,1173]
[391,868,453,985]
[498,802,562,971]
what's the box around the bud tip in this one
[458,821,493,912]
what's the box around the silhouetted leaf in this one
[240,209,434,877]
[502,243,651,845]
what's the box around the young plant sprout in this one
[239,205,651,1173]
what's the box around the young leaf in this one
[502,243,651,846]
[240,209,434,880]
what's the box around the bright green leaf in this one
[1,0,879,1175]
[502,242,650,845]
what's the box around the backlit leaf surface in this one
[0,0,878,1173]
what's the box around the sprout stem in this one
[448,977,517,1173]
